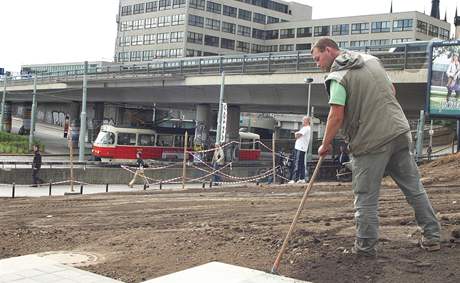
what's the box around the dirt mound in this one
[419,153,460,185]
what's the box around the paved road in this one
[0,182,237,198]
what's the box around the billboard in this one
[427,40,460,118]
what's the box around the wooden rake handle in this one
[271,156,324,274]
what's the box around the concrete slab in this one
[0,255,123,283]
[144,262,310,283]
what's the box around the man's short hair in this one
[311,38,339,53]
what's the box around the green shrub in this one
[0,132,43,154]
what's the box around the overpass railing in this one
[1,41,430,86]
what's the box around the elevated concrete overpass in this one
[2,43,430,119]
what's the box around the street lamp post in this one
[304,77,313,116]
[0,74,8,131]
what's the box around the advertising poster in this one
[427,40,460,118]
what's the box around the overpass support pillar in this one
[0,101,12,133]
[225,105,240,161]
[20,102,32,135]
[69,102,81,147]
[91,102,104,142]
[194,104,211,154]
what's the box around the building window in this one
[121,36,131,46]
[393,19,413,32]
[314,25,329,37]
[118,52,130,62]
[297,27,312,38]
[223,5,237,18]
[187,31,203,44]
[145,18,157,28]
[251,44,265,53]
[370,39,389,46]
[143,50,155,61]
[132,19,145,30]
[238,9,252,21]
[279,44,294,52]
[267,16,279,24]
[221,38,235,50]
[170,31,184,42]
[146,1,158,13]
[416,20,428,34]
[204,35,219,47]
[332,24,349,36]
[206,1,222,14]
[172,0,186,9]
[236,41,250,52]
[120,21,132,31]
[121,5,132,16]
[265,30,279,40]
[170,48,183,58]
[156,49,170,58]
[189,0,205,10]
[428,25,439,37]
[171,14,185,25]
[350,40,368,47]
[186,49,202,57]
[205,18,220,30]
[392,38,410,44]
[337,41,348,48]
[159,0,171,10]
[253,13,266,24]
[351,23,369,34]
[296,43,311,51]
[371,21,391,33]
[132,35,143,45]
[133,3,145,14]
[130,51,142,62]
[252,28,265,40]
[158,16,171,27]
[440,28,449,40]
[222,22,236,34]
[189,14,204,27]
[279,28,294,39]
[144,34,156,45]
[266,45,278,52]
[157,32,170,44]
[237,25,251,37]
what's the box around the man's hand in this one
[318,144,332,156]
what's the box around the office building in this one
[114,0,451,63]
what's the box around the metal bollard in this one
[80,184,83,194]
[49,181,52,196]
[159,181,162,190]
[256,179,260,186]
[105,183,109,193]
[12,183,15,198]
[202,182,205,189]
[143,184,147,190]
[209,180,213,188]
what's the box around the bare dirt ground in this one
[0,153,459,283]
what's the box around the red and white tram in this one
[91,125,261,162]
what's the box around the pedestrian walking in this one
[128,151,149,188]
[211,143,225,185]
[31,144,43,187]
[312,38,440,256]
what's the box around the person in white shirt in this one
[289,116,311,184]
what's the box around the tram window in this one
[139,134,155,146]
[95,131,115,145]
[157,135,173,146]
[118,133,136,145]
[240,139,254,149]
[174,135,184,147]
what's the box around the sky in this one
[0,0,459,73]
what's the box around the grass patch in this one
[0,132,44,154]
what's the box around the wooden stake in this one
[182,131,188,190]
[272,132,276,184]
[69,137,74,192]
